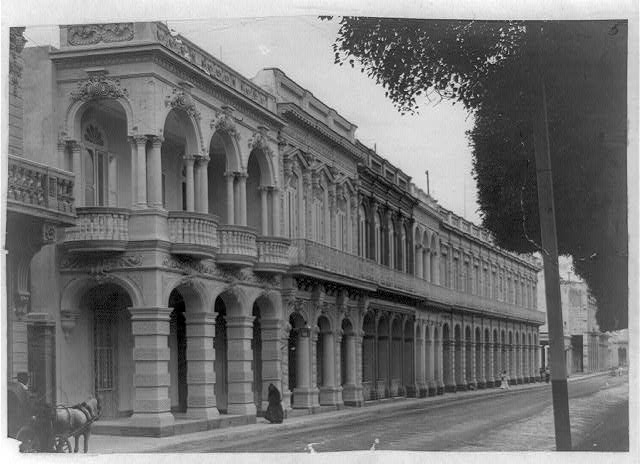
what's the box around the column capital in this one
[185,311,217,324]
[224,171,236,179]
[236,171,248,180]
[183,153,198,163]
[131,134,148,145]
[225,315,255,327]
[148,135,164,146]
[196,153,210,164]
[68,139,82,152]
[128,306,173,321]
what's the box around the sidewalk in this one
[88,372,608,454]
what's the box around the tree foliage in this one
[326,17,628,330]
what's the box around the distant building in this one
[537,262,613,375]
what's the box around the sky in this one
[22,16,481,224]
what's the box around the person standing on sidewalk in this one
[500,370,510,390]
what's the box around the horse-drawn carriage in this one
[8,380,101,453]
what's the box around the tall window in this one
[336,197,346,251]
[358,206,366,257]
[285,174,299,238]
[83,123,114,206]
[312,186,325,244]
[388,217,395,268]
[374,212,382,264]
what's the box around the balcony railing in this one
[168,211,219,259]
[255,236,291,273]
[62,207,129,253]
[289,239,545,323]
[7,155,75,223]
[216,225,258,266]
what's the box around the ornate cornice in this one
[67,23,134,46]
[70,70,128,102]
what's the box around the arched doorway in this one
[251,303,262,413]
[362,313,376,400]
[209,131,240,224]
[391,318,403,396]
[168,290,187,413]
[403,320,414,396]
[82,283,133,419]
[246,148,274,235]
[214,297,228,413]
[377,315,390,398]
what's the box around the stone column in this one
[280,322,292,410]
[225,315,256,415]
[224,172,235,224]
[517,343,524,384]
[57,139,67,169]
[310,327,320,407]
[183,155,196,212]
[467,338,477,390]
[444,339,456,392]
[319,329,340,406]
[185,311,218,419]
[426,325,436,396]
[343,330,364,406]
[195,155,209,213]
[129,307,174,431]
[259,319,283,412]
[293,327,314,408]
[456,338,467,391]
[70,141,82,206]
[509,344,517,385]
[415,323,426,397]
[147,136,164,208]
[485,342,494,388]
[271,187,281,236]
[237,172,248,226]
[477,341,486,389]
[133,136,148,208]
[260,187,269,235]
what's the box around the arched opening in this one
[391,318,403,396]
[374,211,382,264]
[247,148,273,235]
[377,316,390,398]
[162,108,199,210]
[508,331,514,383]
[81,283,133,419]
[317,315,338,405]
[251,303,262,413]
[493,329,500,384]
[362,313,376,400]
[387,215,395,267]
[208,131,239,224]
[475,327,483,388]
[358,205,367,258]
[515,332,520,382]
[442,323,454,392]
[433,325,441,395]
[403,320,414,396]
[484,328,492,387]
[455,324,465,390]
[214,297,228,413]
[465,326,473,388]
[168,290,187,413]
[77,102,131,207]
[618,347,627,366]
[340,319,353,390]
[501,330,507,379]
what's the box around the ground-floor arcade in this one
[31,253,542,436]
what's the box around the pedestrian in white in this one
[500,370,510,390]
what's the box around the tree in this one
[325,17,627,331]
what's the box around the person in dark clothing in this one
[264,383,284,424]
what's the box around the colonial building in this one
[6,22,544,437]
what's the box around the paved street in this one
[147,373,627,453]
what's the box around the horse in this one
[53,397,101,453]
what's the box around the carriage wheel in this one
[54,436,73,453]
[16,426,39,453]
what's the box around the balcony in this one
[62,207,129,253]
[289,240,545,324]
[6,155,75,224]
[254,236,291,273]
[168,211,219,259]
[216,225,258,267]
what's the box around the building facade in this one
[6,22,544,436]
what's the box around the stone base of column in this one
[129,412,175,436]
[476,381,486,389]
[292,387,316,409]
[417,383,427,397]
[186,407,219,420]
[376,380,388,398]
[456,383,468,391]
[405,384,418,397]
[427,381,437,397]
[467,381,477,390]
[227,402,257,416]
[485,380,495,388]
[509,377,518,385]
[517,377,524,384]
[342,384,364,406]
[319,386,343,406]
[445,383,457,393]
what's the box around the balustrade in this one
[255,236,291,273]
[63,207,129,252]
[217,225,258,266]
[7,155,75,219]
[289,239,544,323]
[168,211,219,259]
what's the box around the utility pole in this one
[531,22,572,451]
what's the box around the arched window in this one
[358,205,367,257]
[82,123,115,206]
[374,212,382,264]
[387,216,395,268]
[312,185,325,244]
[285,173,300,238]
[401,227,407,272]
[336,196,346,251]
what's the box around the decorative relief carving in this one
[60,309,80,340]
[166,86,200,120]
[247,126,273,157]
[67,23,134,46]
[70,71,128,102]
[42,223,57,243]
[211,105,239,140]
[60,254,143,272]
[9,27,26,96]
